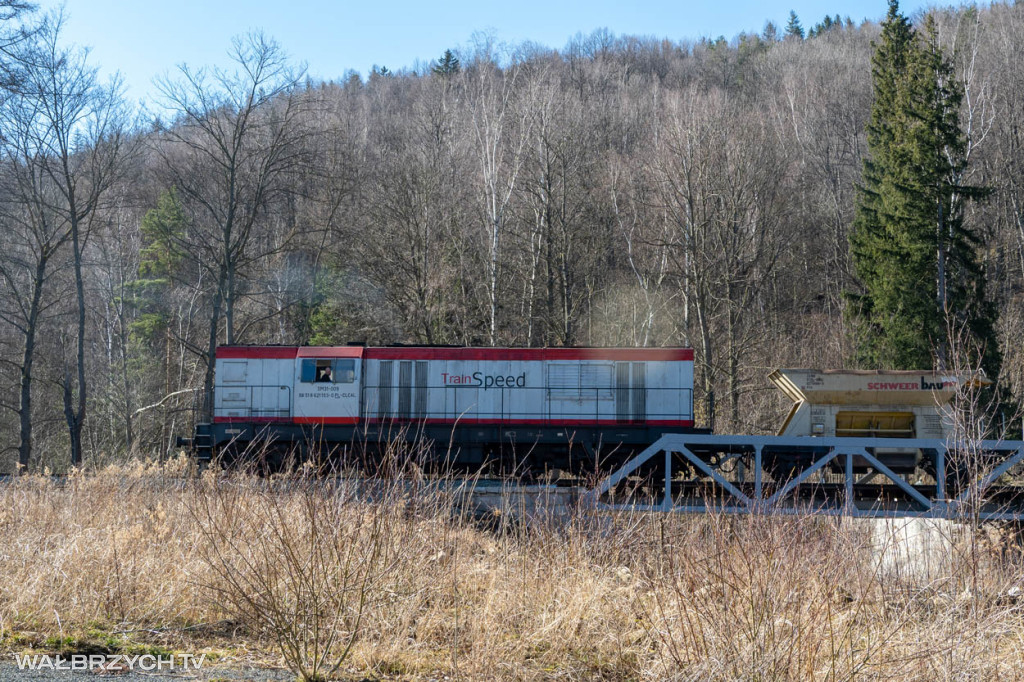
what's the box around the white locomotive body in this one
[203,345,697,469]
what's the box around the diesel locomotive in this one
[186,344,698,471]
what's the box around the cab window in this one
[300,358,356,384]
[333,359,355,383]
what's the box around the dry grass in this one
[1,459,1024,680]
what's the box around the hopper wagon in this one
[766,368,979,475]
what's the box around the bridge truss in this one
[587,434,1024,520]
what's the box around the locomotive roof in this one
[216,345,694,361]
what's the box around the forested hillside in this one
[3,2,1024,470]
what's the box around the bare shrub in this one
[1,453,1024,680]
[634,514,891,680]
[0,457,210,631]
[187,465,404,682]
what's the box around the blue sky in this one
[44,0,935,108]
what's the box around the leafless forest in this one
[3,4,1024,471]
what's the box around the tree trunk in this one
[17,255,48,471]
[202,269,227,419]
[225,256,236,345]
[63,215,88,468]
[727,299,740,430]
[694,288,715,431]
[936,200,948,370]
[122,323,133,452]
[488,214,499,346]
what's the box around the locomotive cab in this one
[292,347,362,424]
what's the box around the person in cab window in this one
[317,364,333,383]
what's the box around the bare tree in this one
[90,192,142,453]
[654,87,794,431]
[517,68,603,346]
[764,33,871,317]
[0,1,47,470]
[608,154,675,347]
[0,10,132,468]
[462,42,536,345]
[153,31,307,414]
[358,74,470,343]
[0,165,71,470]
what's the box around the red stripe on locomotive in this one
[217,346,298,359]
[362,347,693,361]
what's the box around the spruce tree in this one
[432,49,460,76]
[848,1,997,374]
[132,188,187,345]
[785,11,804,40]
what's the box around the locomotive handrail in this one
[212,383,693,423]
[213,384,292,419]
[210,382,692,419]
[359,385,694,423]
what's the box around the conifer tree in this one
[432,49,460,76]
[785,11,804,40]
[848,1,997,373]
[132,188,187,345]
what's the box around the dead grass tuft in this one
[0,460,1023,680]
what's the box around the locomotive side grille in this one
[615,362,630,422]
[547,364,579,399]
[397,360,412,419]
[581,364,614,400]
[378,360,393,417]
[632,362,646,422]
[414,361,428,418]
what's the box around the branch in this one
[131,388,198,418]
